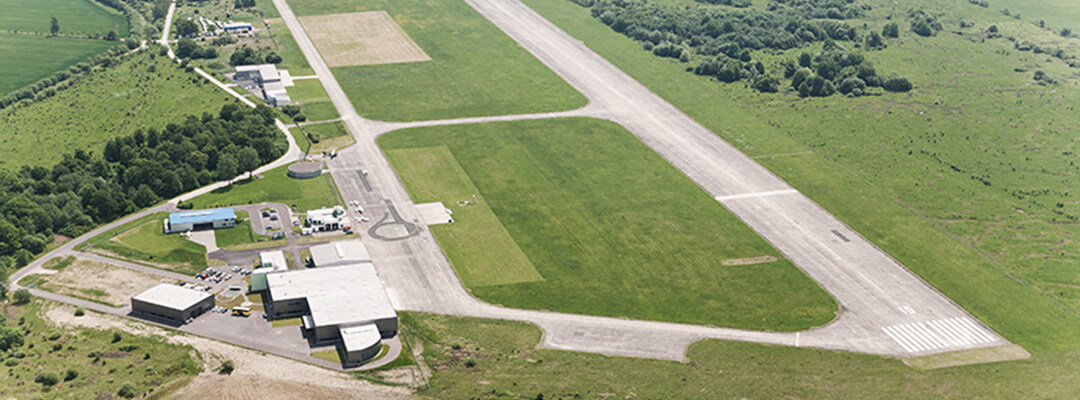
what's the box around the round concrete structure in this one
[288,161,322,179]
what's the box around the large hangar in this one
[164,208,237,234]
[131,283,215,324]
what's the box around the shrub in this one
[464,358,477,368]
[35,372,59,386]
[218,359,235,374]
[74,308,84,316]
[46,330,61,341]
[117,382,137,398]
[12,289,30,305]
[3,358,17,367]
[883,75,913,92]
[112,331,122,343]
[64,369,78,382]
[292,113,307,122]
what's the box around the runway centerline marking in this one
[714,189,799,202]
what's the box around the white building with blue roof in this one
[164,208,237,234]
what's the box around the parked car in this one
[262,211,270,217]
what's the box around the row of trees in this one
[576,0,912,96]
[0,104,285,269]
[0,45,133,109]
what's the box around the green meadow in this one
[82,212,208,274]
[187,164,341,211]
[0,0,128,36]
[0,51,235,168]
[290,121,354,155]
[289,0,586,121]
[0,34,117,96]
[380,118,837,330]
[285,78,339,121]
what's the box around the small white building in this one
[310,240,371,268]
[306,206,346,232]
[250,250,290,292]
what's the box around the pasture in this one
[379,118,837,330]
[0,51,235,168]
[289,0,586,121]
[0,0,128,36]
[0,34,116,96]
[186,164,341,211]
[299,11,430,67]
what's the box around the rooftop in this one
[310,240,371,267]
[340,323,381,352]
[169,208,235,226]
[266,263,395,327]
[133,283,212,311]
[235,64,280,81]
[259,251,288,271]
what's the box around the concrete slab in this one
[416,202,453,225]
[188,230,218,253]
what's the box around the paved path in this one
[272,0,1010,361]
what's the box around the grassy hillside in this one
[0,33,117,95]
[0,0,128,36]
[186,164,341,211]
[380,118,837,330]
[0,50,236,168]
[289,0,586,121]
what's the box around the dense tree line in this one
[176,38,218,59]
[0,104,285,269]
[573,0,911,96]
[229,46,282,66]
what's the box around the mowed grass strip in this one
[187,164,340,211]
[299,11,430,67]
[289,0,586,121]
[0,34,116,96]
[285,78,339,121]
[385,146,542,287]
[91,215,208,274]
[379,118,837,330]
[0,51,235,168]
[0,0,128,36]
[290,121,354,154]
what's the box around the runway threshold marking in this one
[882,317,999,353]
[714,189,799,202]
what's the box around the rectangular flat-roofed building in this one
[310,240,372,268]
[132,283,214,324]
[266,263,397,340]
[305,206,345,232]
[250,250,290,292]
[165,208,236,234]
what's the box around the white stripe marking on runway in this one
[714,189,799,202]
[882,317,999,354]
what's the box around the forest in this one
[573,0,912,96]
[0,104,285,270]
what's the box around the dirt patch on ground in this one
[722,255,778,266]
[299,11,431,67]
[44,304,414,399]
[38,257,170,307]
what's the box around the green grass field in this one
[214,210,278,249]
[290,121,354,155]
[405,312,1080,399]
[0,50,236,168]
[289,0,586,122]
[380,118,836,330]
[0,301,201,399]
[0,34,117,96]
[0,0,128,36]
[187,164,340,211]
[82,212,208,274]
[285,78,338,121]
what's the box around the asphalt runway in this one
[268,0,1011,360]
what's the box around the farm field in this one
[285,78,338,121]
[0,34,117,96]
[0,0,128,36]
[186,164,340,211]
[380,118,837,330]
[0,301,200,400]
[81,212,208,275]
[26,257,169,308]
[0,51,235,168]
[406,312,1080,399]
[290,121,354,155]
[288,0,586,121]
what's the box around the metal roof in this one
[310,240,371,267]
[259,251,288,271]
[340,323,381,352]
[266,263,395,328]
[132,283,212,311]
[168,208,235,226]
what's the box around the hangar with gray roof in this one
[131,283,215,324]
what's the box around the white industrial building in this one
[264,263,397,366]
[131,283,215,324]
[310,240,371,268]
[250,250,290,292]
[164,208,236,234]
[233,64,290,106]
[305,206,346,232]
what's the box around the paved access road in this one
[269,0,1009,360]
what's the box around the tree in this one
[838,77,867,94]
[175,19,199,38]
[125,38,139,50]
[237,147,261,178]
[0,325,24,350]
[883,75,912,92]
[865,31,883,48]
[217,153,239,180]
[1063,28,1073,37]
[35,372,59,387]
[175,38,198,58]
[12,289,31,305]
[716,61,742,83]
[912,19,934,37]
[882,22,899,38]
[117,382,137,399]
[751,75,780,93]
[64,369,79,382]
[219,359,235,374]
[798,52,813,68]
[106,30,119,41]
[791,68,813,90]
[264,52,283,64]
[50,16,59,36]
[987,25,998,33]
